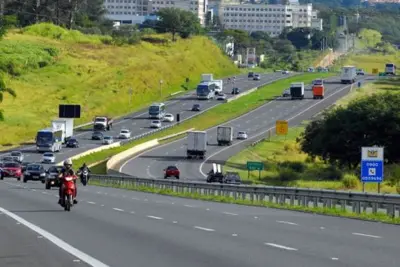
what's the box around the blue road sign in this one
[358,81,361,88]
[361,160,383,182]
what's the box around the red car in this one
[1,162,22,180]
[164,166,180,179]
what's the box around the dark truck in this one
[290,82,305,100]
[93,116,113,131]
[206,163,241,184]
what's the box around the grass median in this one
[89,179,400,225]
[74,72,335,170]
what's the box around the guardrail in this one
[90,174,400,218]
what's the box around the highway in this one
[1,72,295,166]
[120,75,375,180]
[0,179,399,267]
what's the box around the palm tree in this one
[0,76,16,120]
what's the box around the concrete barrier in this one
[170,91,183,96]
[225,87,258,103]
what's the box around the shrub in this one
[342,174,360,189]
[278,161,306,173]
[278,168,300,182]
[321,165,343,181]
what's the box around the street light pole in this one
[159,80,163,98]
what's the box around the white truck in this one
[213,79,223,93]
[51,118,74,143]
[340,66,357,84]
[187,131,207,159]
[201,74,213,82]
[217,126,233,146]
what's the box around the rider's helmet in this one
[82,163,87,168]
[63,158,73,169]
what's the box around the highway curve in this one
[1,72,294,165]
[0,180,399,267]
[120,75,375,180]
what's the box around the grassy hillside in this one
[0,23,239,147]
[344,53,400,73]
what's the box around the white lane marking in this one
[144,199,148,202]
[254,216,258,219]
[194,226,215,232]
[276,220,298,226]
[320,227,325,230]
[130,211,135,214]
[206,208,210,211]
[32,189,36,191]
[100,205,105,207]
[331,258,339,261]
[265,243,298,251]
[223,212,238,216]
[147,215,163,220]
[73,259,81,262]
[87,202,96,205]
[0,206,109,267]
[184,205,195,208]
[37,235,43,239]
[173,221,178,224]
[131,197,140,200]
[352,232,382,239]
[199,78,365,177]
[112,208,124,212]
[97,191,102,194]
[232,233,238,237]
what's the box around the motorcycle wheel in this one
[64,195,70,211]
[81,178,87,186]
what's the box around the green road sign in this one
[246,161,264,171]
[378,72,386,77]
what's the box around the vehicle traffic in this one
[42,152,56,164]
[163,113,174,122]
[217,126,233,146]
[52,118,74,142]
[92,131,104,140]
[119,129,131,139]
[253,74,261,80]
[103,136,114,145]
[148,103,166,119]
[196,81,216,100]
[45,165,63,189]
[150,120,162,128]
[164,166,180,179]
[186,130,207,159]
[191,104,201,111]
[356,69,365,75]
[216,92,227,100]
[36,128,63,152]
[231,87,240,95]
[66,137,79,148]
[10,151,23,162]
[290,82,305,100]
[93,116,113,131]
[23,164,46,183]
[385,63,396,75]
[340,65,357,84]
[312,79,324,99]
[0,162,22,180]
[237,131,248,140]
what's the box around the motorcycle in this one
[62,175,76,212]
[80,169,89,186]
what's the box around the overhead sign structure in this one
[276,120,288,135]
[59,104,81,118]
[361,147,384,183]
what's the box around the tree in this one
[299,93,400,169]
[285,27,311,49]
[156,8,201,41]
[358,28,382,49]
[0,75,16,121]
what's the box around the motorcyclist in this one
[78,163,91,182]
[58,159,78,205]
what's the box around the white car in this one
[282,70,290,74]
[216,93,227,100]
[253,74,261,80]
[42,152,55,164]
[119,129,131,139]
[237,131,248,140]
[282,89,290,97]
[103,136,114,145]
[163,113,174,122]
[356,69,365,75]
[150,120,162,128]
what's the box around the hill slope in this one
[0,24,238,147]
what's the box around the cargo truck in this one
[312,79,324,99]
[290,82,305,100]
[93,116,113,131]
[201,74,213,82]
[186,131,207,159]
[51,118,74,143]
[340,66,357,84]
[217,126,233,146]
[213,79,223,94]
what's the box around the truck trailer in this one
[312,79,324,99]
[186,131,207,159]
[340,66,357,84]
[93,116,113,131]
[290,82,305,100]
[51,118,74,143]
[217,126,233,146]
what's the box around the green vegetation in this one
[73,72,334,169]
[89,179,400,225]
[226,78,400,194]
[0,23,238,147]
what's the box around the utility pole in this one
[35,0,40,23]
[0,0,4,18]
[159,80,163,98]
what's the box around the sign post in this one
[246,161,264,180]
[361,147,384,193]
[276,120,288,140]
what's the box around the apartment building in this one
[103,0,208,25]
[219,3,322,36]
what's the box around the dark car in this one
[164,166,180,179]
[191,104,201,112]
[1,162,22,180]
[206,170,224,183]
[45,165,64,189]
[248,72,254,78]
[66,137,79,148]
[23,164,46,183]
[1,156,18,162]
[231,87,240,95]
[92,131,104,140]
[223,172,241,185]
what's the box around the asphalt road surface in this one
[0,180,399,267]
[1,72,295,166]
[121,75,375,181]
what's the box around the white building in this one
[219,3,322,36]
[103,0,208,26]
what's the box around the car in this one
[0,162,22,180]
[253,74,261,80]
[231,87,240,95]
[66,137,79,148]
[282,89,290,97]
[150,120,162,128]
[103,136,114,145]
[308,67,315,72]
[1,156,17,162]
[216,93,227,100]
[357,69,365,75]
[191,104,201,112]
[92,131,104,140]
[237,131,248,140]
[164,166,180,179]
[42,152,56,164]
[163,113,174,122]
[248,72,254,78]
[282,70,290,74]
[45,165,64,189]
[223,172,241,185]
[23,164,46,183]
[10,151,23,162]
[119,129,131,139]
